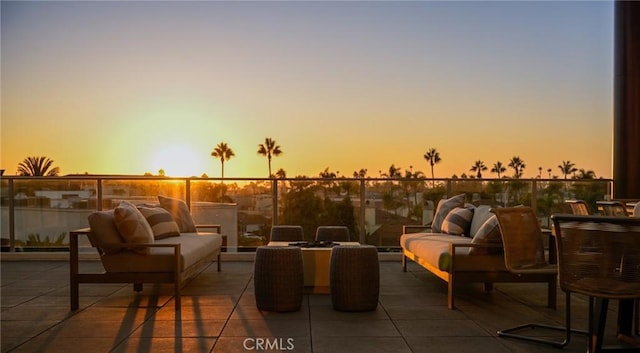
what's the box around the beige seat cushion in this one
[400,233,506,272]
[101,233,223,273]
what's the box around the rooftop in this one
[0,258,631,353]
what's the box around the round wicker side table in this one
[330,245,379,312]
[254,246,304,312]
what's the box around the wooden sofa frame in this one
[401,225,557,310]
[70,225,222,311]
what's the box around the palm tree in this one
[490,161,506,178]
[470,160,487,178]
[17,156,60,176]
[558,160,578,179]
[275,168,287,179]
[257,137,283,177]
[423,148,441,188]
[508,156,526,178]
[353,168,367,178]
[575,169,596,179]
[210,142,235,178]
[381,164,402,178]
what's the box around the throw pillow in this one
[158,195,197,233]
[441,206,474,236]
[469,205,493,238]
[138,206,180,240]
[113,200,154,255]
[87,210,124,254]
[431,194,466,233]
[469,215,503,255]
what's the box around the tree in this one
[558,160,577,179]
[575,169,596,179]
[490,161,506,178]
[275,168,287,179]
[470,160,487,178]
[381,164,402,178]
[211,142,235,179]
[17,156,60,176]
[353,168,368,178]
[508,156,526,178]
[423,148,441,188]
[257,137,283,177]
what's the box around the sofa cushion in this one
[441,206,474,236]
[469,205,493,238]
[87,211,124,254]
[469,215,503,255]
[138,206,180,240]
[101,233,223,273]
[113,201,154,255]
[158,195,197,233]
[432,194,466,233]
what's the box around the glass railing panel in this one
[1,177,10,251]
[275,178,361,244]
[189,179,273,251]
[535,178,611,222]
[101,178,186,209]
[7,178,97,252]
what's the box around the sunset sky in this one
[1,1,614,179]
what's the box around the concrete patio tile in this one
[111,337,216,353]
[311,319,400,337]
[221,319,310,337]
[7,336,119,353]
[130,319,226,338]
[404,337,513,353]
[231,303,310,320]
[153,304,235,321]
[66,306,157,322]
[309,305,389,321]
[311,337,412,353]
[384,304,467,320]
[393,319,490,337]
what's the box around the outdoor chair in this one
[565,199,590,215]
[493,207,586,348]
[270,225,304,241]
[552,214,640,353]
[315,226,350,242]
[596,201,628,217]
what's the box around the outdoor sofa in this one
[69,196,223,311]
[400,194,557,309]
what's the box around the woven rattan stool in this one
[254,246,303,312]
[330,245,379,312]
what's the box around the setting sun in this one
[149,144,204,177]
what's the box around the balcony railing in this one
[0,175,614,253]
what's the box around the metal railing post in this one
[272,179,278,225]
[360,178,366,244]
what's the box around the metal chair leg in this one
[498,292,588,348]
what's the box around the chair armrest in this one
[403,224,433,234]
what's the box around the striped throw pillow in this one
[113,201,154,255]
[441,207,474,236]
[431,194,466,233]
[158,195,197,233]
[469,215,503,255]
[138,207,181,240]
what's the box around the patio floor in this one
[1,258,636,353]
